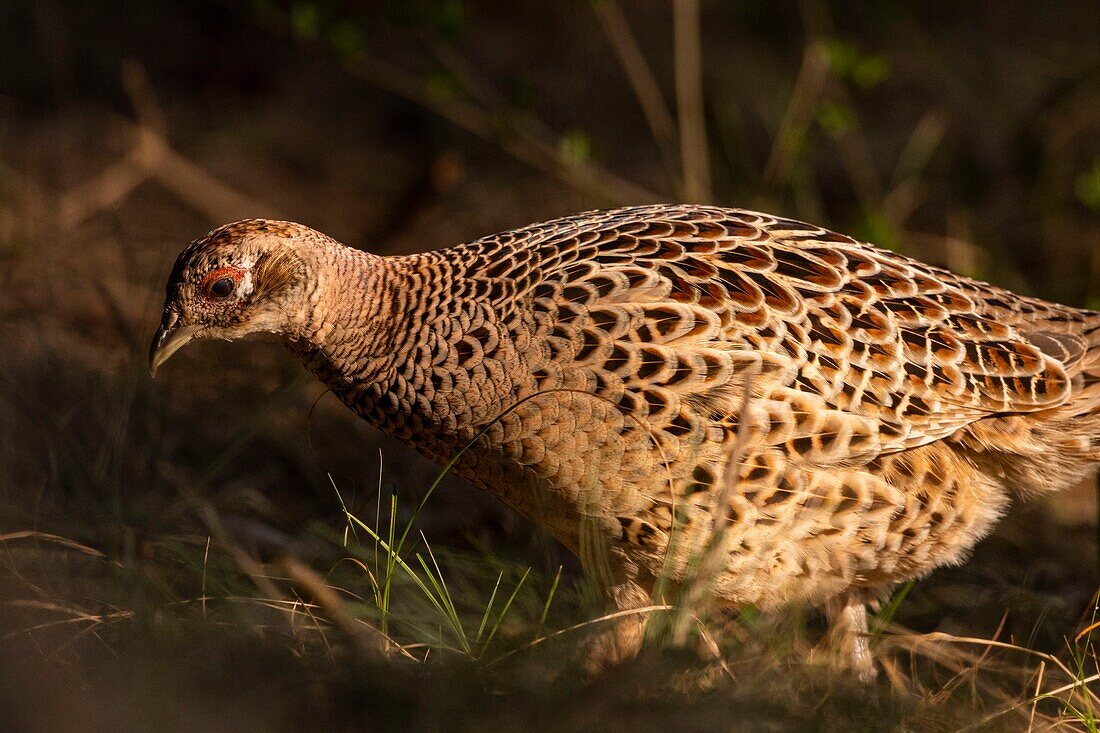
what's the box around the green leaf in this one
[559,131,592,166]
[431,0,467,42]
[853,211,900,251]
[249,0,281,25]
[481,568,530,654]
[425,68,464,103]
[290,2,322,41]
[1075,161,1100,212]
[816,101,855,137]
[871,580,914,635]
[852,55,890,90]
[328,20,363,63]
[825,39,860,75]
[825,38,890,90]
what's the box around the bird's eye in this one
[199,266,245,302]
[209,277,235,299]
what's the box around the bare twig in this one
[889,109,948,192]
[341,53,661,205]
[128,124,284,222]
[902,232,992,278]
[251,0,666,207]
[240,4,667,203]
[276,554,397,663]
[673,0,711,202]
[670,370,756,643]
[1028,660,1046,731]
[591,0,681,188]
[58,122,283,230]
[758,41,831,200]
[57,158,146,230]
[827,83,884,213]
[58,64,283,230]
[120,60,167,135]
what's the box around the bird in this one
[150,205,1100,678]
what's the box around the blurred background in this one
[1,1,1099,730]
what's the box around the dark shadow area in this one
[1,1,1098,730]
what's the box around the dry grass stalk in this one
[591,0,680,186]
[669,371,756,644]
[275,554,394,663]
[758,41,831,200]
[672,0,711,202]
[58,64,282,230]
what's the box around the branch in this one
[758,41,831,201]
[673,0,711,203]
[58,64,284,230]
[341,52,662,205]
[591,0,681,190]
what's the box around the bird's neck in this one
[284,244,404,387]
[285,243,536,462]
[285,246,480,447]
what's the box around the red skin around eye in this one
[200,266,246,298]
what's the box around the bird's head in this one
[149,219,317,377]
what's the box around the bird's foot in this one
[824,592,878,683]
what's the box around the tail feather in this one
[1084,310,1100,371]
[1076,311,1100,459]
[1026,309,1100,459]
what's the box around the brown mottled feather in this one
[156,205,1100,672]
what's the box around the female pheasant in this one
[151,205,1100,677]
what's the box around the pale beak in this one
[149,311,202,378]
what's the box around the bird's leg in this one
[824,591,877,682]
[580,577,651,676]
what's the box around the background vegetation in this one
[1,1,1098,730]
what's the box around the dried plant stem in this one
[342,53,661,205]
[670,371,755,643]
[59,123,283,230]
[276,554,394,662]
[130,125,281,221]
[758,41,831,200]
[673,0,711,202]
[1028,660,1045,731]
[58,64,282,230]
[591,0,680,186]
[827,84,884,212]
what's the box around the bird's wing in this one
[466,205,1076,465]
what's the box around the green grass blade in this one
[871,580,913,635]
[476,571,505,645]
[536,565,563,639]
[481,567,531,655]
[415,551,468,652]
